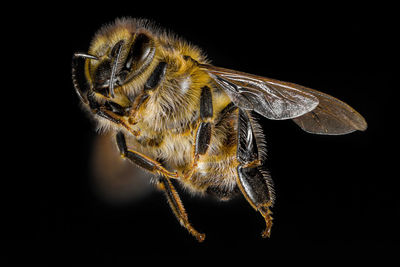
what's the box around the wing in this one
[201,64,367,135]
[201,64,319,120]
[291,87,367,135]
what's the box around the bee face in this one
[86,22,156,98]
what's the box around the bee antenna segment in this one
[71,53,99,104]
[109,41,124,98]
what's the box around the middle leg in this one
[183,85,213,179]
[115,131,178,179]
[156,176,205,242]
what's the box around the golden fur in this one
[84,18,248,197]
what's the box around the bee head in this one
[72,18,156,103]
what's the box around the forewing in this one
[202,64,367,135]
[201,64,319,120]
[291,87,367,135]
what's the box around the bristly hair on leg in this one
[258,166,276,206]
[248,111,268,162]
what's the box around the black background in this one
[5,2,398,264]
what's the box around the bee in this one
[72,18,367,242]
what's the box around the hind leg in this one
[236,109,275,238]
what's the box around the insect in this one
[72,18,367,242]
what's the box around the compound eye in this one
[110,40,125,59]
[125,33,155,73]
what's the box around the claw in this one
[184,221,205,242]
[259,204,273,238]
[195,232,206,242]
[261,216,273,238]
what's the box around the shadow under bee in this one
[90,133,153,204]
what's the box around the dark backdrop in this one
[5,2,398,264]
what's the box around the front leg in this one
[116,131,178,179]
[87,92,140,137]
[127,62,168,125]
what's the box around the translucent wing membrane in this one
[291,87,367,135]
[201,64,319,120]
[201,64,367,135]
